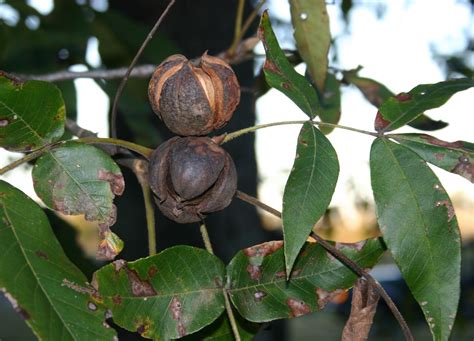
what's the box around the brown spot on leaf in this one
[35,250,48,260]
[434,153,445,161]
[419,134,465,149]
[147,265,158,278]
[113,259,127,272]
[1,291,30,320]
[136,324,148,335]
[244,240,283,258]
[275,271,286,280]
[452,155,474,183]
[170,296,187,337]
[98,169,125,196]
[435,200,455,221]
[287,298,311,317]
[282,82,291,89]
[17,307,31,320]
[394,92,412,102]
[247,264,262,281]
[374,111,391,132]
[299,139,308,147]
[290,269,301,277]
[126,268,157,297]
[263,59,282,76]
[254,291,267,302]
[87,301,98,311]
[317,288,346,310]
[112,295,122,305]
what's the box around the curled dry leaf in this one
[342,278,380,341]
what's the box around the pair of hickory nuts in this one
[147,53,240,223]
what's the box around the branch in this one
[110,0,176,139]
[234,190,414,341]
[16,65,157,82]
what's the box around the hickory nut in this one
[149,136,237,223]
[148,52,240,136]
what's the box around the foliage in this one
[0,1,472,341]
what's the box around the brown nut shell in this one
[149,136,237,223]
[148,52,240,136]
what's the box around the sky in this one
[0,0,473,240]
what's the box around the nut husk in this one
[148,52,240,136]
[149,136,237,223]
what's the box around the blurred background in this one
[0,0,473,340]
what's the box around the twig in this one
[227,0,266,58]
[76,137,153,158]
[110,0,176,139]
[141,182,157,256]
[234,190,414,341]
[236,0,266,46]
[16,65,157,82]
[199,221,215,254]
[221,120,377,144]
[231,0,246,54]
[0,137,152,177]
[199,221,241,341]
[0,142,65,175]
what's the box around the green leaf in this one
[0,180,116,340]
[375,78,474,132]
[0,75,65,151]
[342,72,448,131]
[227,239,385,322]
[258,10,319,119]
[282,123,339,275]
[93,246,226,340]
[289,0,331,93]
[32,142,125,260]
[370,138,461,340]
[183,313,259,341]
[392,134,474,183]
[317,73,341,134]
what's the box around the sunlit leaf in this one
[32,142,125,259]
[342,72,448,131]
[375,78,474,132]
[258,10,319,119]
[392,133,474,183]
[290,0,331,92]
[0,180,116,340]
[93,246,226,340]
[282,122,339,275]
[0,75,65,151]
[227,239,385,322]
[370,138,461,340]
